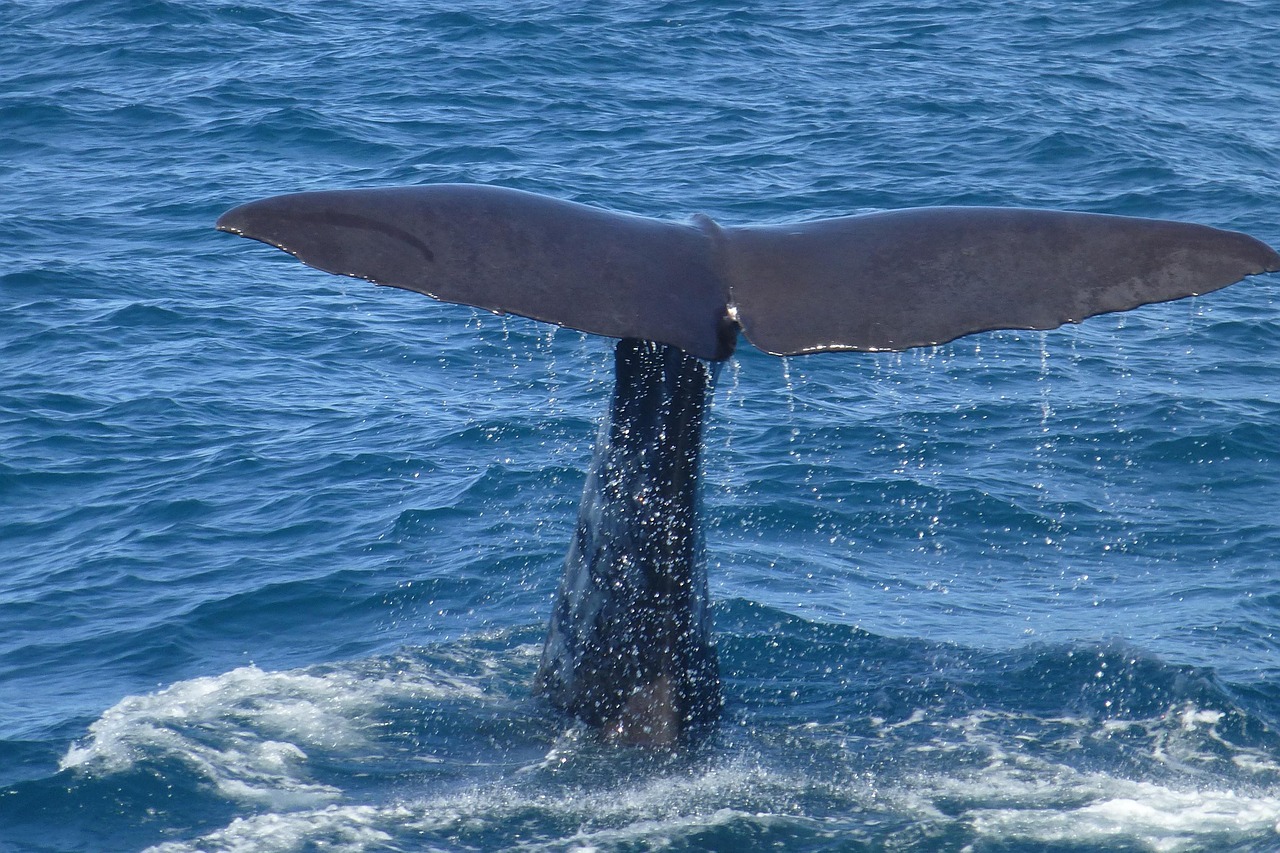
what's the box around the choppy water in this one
[4,1,1280,850]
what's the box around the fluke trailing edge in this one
[218,184,1279,746]
[216,184,1279,362]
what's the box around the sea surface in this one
[4,1,1280,850]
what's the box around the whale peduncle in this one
[535,338,721,746]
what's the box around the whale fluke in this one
[724,207,1280,355]
[217,184,1278,745]
[216,185,731,359]
[216,184,1278,360]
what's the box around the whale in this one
[217,184,1279,746]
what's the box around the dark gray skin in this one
[217,184,1279,745]
[535,339,720,746]
[216,184,1279,361]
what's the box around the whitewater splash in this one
[60,650,516,808]
[54,631,1280,852]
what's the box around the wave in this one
[12,618,1273,851]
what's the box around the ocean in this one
[3,0,1280,850]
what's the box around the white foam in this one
[893,705,1280,851]
[61,658,488,806]
[142,755,814,853]
[144,804,403,853]
[134,723,1280,853]
[1180,708,1224,730]
[968,777,1280,852]
[81,664,1280,852]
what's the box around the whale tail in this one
[217,184,1278,361]
[217,185,1278,745]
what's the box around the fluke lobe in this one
[217,184,1278,746]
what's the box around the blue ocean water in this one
[3,0,1280,849]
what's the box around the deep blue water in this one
[4,0,1280,850]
